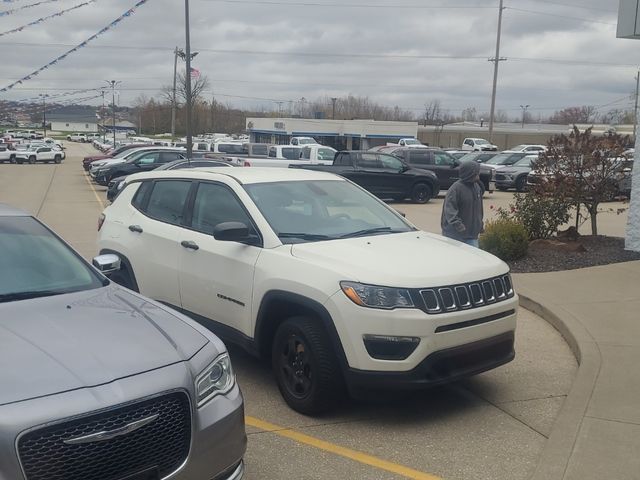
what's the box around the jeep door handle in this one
[181,240,199,251]
[128,225,143,233]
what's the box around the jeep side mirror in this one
[213,222,250,242]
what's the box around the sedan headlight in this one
[340,281,414,309]
[195,353,235,407]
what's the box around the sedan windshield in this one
[244,180,414,243]
[0,216,105,302]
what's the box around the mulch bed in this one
[508,236,640,273]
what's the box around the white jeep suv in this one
[98,168,517,414]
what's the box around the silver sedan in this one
[0,204,245,480]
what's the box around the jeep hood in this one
[291,231,507,288]
[0,286,208,406]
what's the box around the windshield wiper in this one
[339,227,407,239]
[277,232,333,241]
[0,290,65,303]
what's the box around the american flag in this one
[190,67,201,79]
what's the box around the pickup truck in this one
[292,150,440,203]
[14,146,64,164]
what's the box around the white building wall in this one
[50,121,98,133]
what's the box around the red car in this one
[82,143,148,171]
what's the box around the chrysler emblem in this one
[63,414,159,445]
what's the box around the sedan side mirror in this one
[92,254,121,275]
[213,222,250,242]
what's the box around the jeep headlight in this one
[341,281,414,309]
[195,353,235,407]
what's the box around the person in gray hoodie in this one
[441,160,484,247]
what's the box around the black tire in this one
[410,182,433,204]
[28,156,36,164]
[9,154,16,164]
[272,316,344,415]
[515,176,527,192]
[54,155,62,164]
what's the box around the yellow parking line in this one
[245,416,442,480]
[84,172,106,209]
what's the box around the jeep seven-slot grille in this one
[18,392,191,480]
[420,274,514,314]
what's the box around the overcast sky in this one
[0,0,636,119]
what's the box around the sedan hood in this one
[93,158,127,169]
[0,286,208,406]
[291,231,507,288]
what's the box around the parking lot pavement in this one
[0,145,578,480]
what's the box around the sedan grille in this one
[18,392,191,480]
[420,274,514,314]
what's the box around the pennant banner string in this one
[0,0,98,38]
[0,0,150,93]
[1,0,65,16]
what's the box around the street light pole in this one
[171,46,179,139]
[488,0,505,141]
[39,94,47,138]
[184,0,193,159]
[520,104,530,129]
[105,80,121,146]
[101,90,106,142]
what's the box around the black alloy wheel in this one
[411,183,432,204]
[272,317,343,415]
[54,155,62,164]
[9,154,15,164]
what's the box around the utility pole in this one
[520,104,530,129]
[331,97,337,119]
[172,47,179,139]
[106,80,121,147]
[488,0,506,140]
[39,94,47,138]
[184,0,193,159]
[634,69,639,140]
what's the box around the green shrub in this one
[480,219,529,261]
[495,192,571,240]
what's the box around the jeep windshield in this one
[0,216,105,302]
[245,180,414,244]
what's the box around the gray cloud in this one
[0,0,636,119]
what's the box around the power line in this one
[520,0,617,13]
[1,41,636,67]
[0,0,98,38]
[200,0,495,8]
[506,7,616,26]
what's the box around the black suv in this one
[93,149,187,186]
[383,147,494,192]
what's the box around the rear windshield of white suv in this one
[245,180,413,243]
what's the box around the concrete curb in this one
[517,290,601,480]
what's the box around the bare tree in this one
[533,126,630,235]
[423,100,442,125]
[548,106,598,124]
[162,72,210,106]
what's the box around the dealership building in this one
[245,117,418,150]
